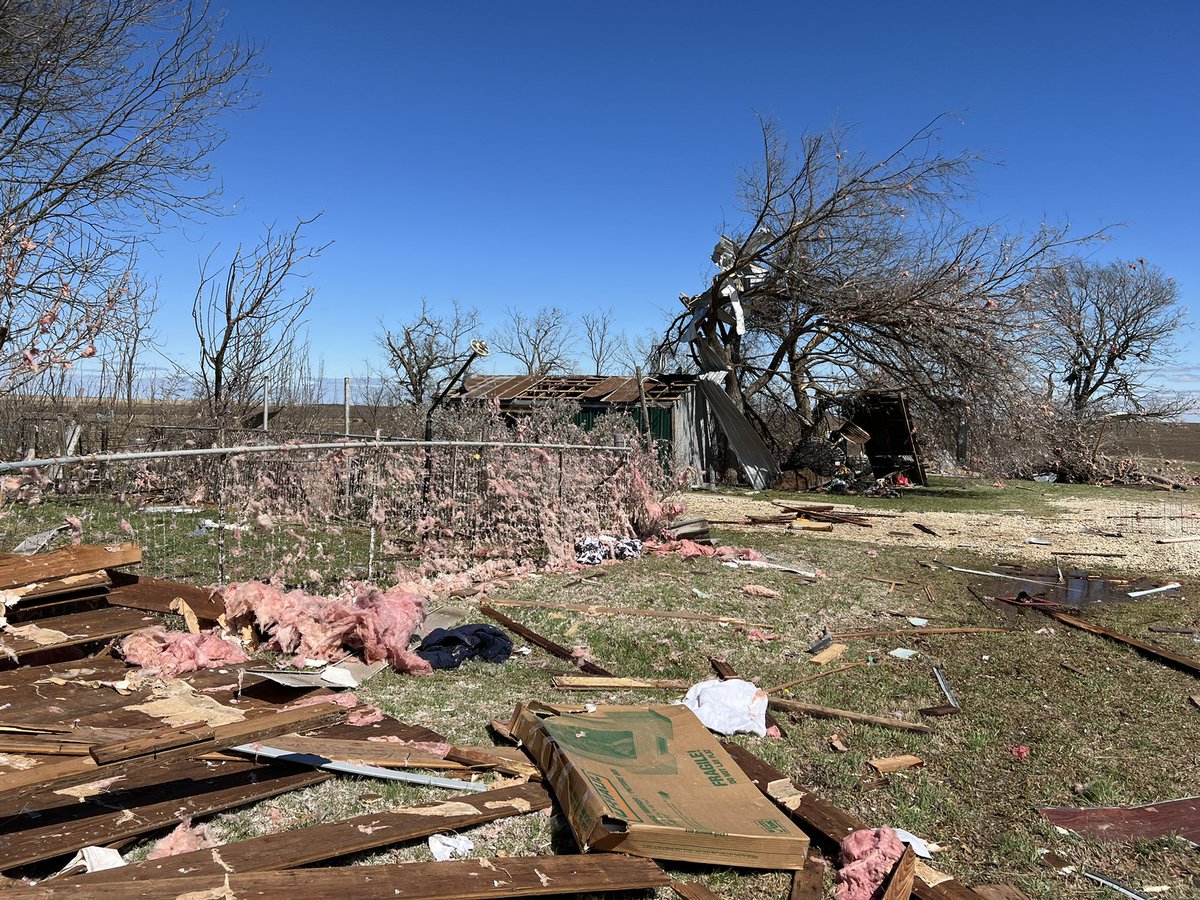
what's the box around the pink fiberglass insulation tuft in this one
[835,827,905,900]
[223,581,431,675]
[120,627,250,677]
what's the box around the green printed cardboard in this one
[512,703,810,869]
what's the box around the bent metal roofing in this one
[457,374,697,407]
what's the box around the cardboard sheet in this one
[512,703,809,869]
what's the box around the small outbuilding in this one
[454,374,721,480]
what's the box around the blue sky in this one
[138,0,1200,394]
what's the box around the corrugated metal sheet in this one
[459,375,696,408]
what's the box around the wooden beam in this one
[73,783,552,884]
[89,723,215,765]
[769,698,932,734]
[1046,610,1200,677]
[480,602,615,677]
[724,744,985,900]
[105,571,225,621]
[17,853,670,898]
[0,606,153,663]
[0,543,140,590]
[673,882,725,900]
[833,627,1008,639]
[0,704,349,804]
[553,675,692,691]
[0,762,327,871]
[765,662,866,695]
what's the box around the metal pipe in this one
[343,376,351,436]
[1,438,631,472]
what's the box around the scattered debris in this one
[415,624,513,669]
[1040,796,1199,845]
[810,642,848,665]
[868,755,924,775]
[679,677,768,737]
[427,832,476,861]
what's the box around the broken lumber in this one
[480,602,615,676]
[673,883,725,900]
[1045,610,1200,677]
[1156,535,1200,544]
[768,698,932,734]
[0,703,349,804]
[869,754,924,774]
[486,596,762,627]
[105,570,225,621]
[88,722,215,765]
[72,783,552,884]
[834,626,1008,639]
[10,853,669,898]
[553,675,692,691]
[809,642,847,665]
[724,744,985,900]
[764,662,866,694]
[0,543,140,590]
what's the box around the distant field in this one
[1104,421,1200,462]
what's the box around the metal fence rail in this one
[0,440,636,587]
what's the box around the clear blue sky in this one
[141,0,1200,395]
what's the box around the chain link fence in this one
[0,439,641,587]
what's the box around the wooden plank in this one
[809,642,848,665]
[765,662,866,694]
[480,602,615,676]
[0,703,349,804]
[724,744,983,900]
[673,882,726,900]
[770,698,932,734]
[973,886,1032,900]
[74,783,553,884]
[0,606,153,662]
[0,762,327,871]
[12,854,670,898]
[258,734,469,769]
[105,570,225,621]
[89,723,216,765]
[486,596,762,627]
[788,852,825,899]
[1046,610,1200,676]
[834,627,1008,639]
[869,754,925,775]
[0,544,140,590]
[882,846,917,899]
[2,571,110,600]
[553,675,692,691]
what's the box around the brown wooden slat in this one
[673,882,726,900]
[0,704,348,804]
[724,744,986,900]
[0,606,154,662]
[0,543,140,589]
[89,723,215,765]
[75,782,553,884]
[2,571,110,600]
[14,854,667,899]
[0,761,326,871]
[1046,610,1200,676]
[261,735,469,769]
[105,571,225,621]
[769,698,932,734]
[480,602,615,676]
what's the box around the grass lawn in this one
[8,477,1198,897]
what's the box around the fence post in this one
[367,447,378,582]
[262,375,270,433]
[343,377,351,437]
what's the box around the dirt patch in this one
[682,490,1200,578]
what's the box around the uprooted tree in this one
[655,115,1098,469]
[1025,258,1189,417]
[0,0,259,394]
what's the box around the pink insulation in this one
[284,692,384,726]
[223,581,431,675]
[120,627,249,677]
[146,818,219,859]
[836,827,905,900]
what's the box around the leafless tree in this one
[192,217,327,422]
[1026,259,1189,417]
[492,306,577,376]
[658,116,1097,440]
[580,309,627,375]
[0,0,260,392]
[377,299,481,404]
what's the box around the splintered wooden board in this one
[74,782,552,884]
[105,571,225,621]
[7,854,670,898]
[0,544,141,590]
[0,606,155,661]
[0,760,327,871]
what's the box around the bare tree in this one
[580,309,626,375]
[492,306,577,375]
[1027,259,1189,417]
[0,0,259,391]
[192,218,326,422]
[658,116,1097,442]
[377,299,481,404]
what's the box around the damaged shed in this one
[454,375,721,481]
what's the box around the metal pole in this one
[343,376,351,437]
[262,374,270,432]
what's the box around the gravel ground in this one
[682,489,1200,578]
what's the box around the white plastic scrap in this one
[893,828,932,859]
[427,833,474,862]
[678,678,768,737]
[889,648,919,660]
[56,846,125,875]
